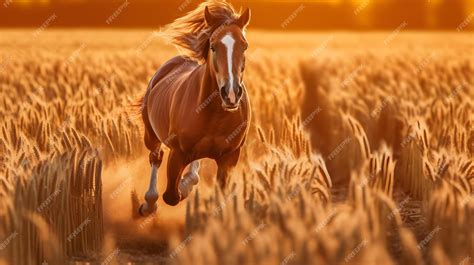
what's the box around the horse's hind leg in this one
[179,160,200,199]
[138,127,163,216]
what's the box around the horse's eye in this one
[210,46,216,52]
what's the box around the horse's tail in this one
[133,70,158,118]
[128,95,145,135]
[127,95,146,136]
[131,70,160,139]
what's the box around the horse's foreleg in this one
[139,148,164,216]
[163,149,186,206]
[216,149,241,191]
[179,160,201,199]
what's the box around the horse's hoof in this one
[179,182,193,199]
[138,204,146,216]
[139,203,157,217]
[163,192,180,206]
[186,172,200,185]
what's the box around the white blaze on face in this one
[221,34,236,104]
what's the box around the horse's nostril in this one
[220,86,228,101]
[237,87,243,97]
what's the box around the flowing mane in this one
[163,0,242,62]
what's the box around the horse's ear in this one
[204,6,216,26]
[237,8,251,29]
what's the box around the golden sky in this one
[1,0,472,30]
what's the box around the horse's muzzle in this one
[220,84,242,111]
[221,102,239,112]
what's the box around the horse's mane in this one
[163,0,242,63]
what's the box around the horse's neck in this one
[197,62,219,109]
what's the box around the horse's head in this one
[205,6,251,111]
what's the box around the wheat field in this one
[0,30,472,265]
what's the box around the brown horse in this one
[137,1,251,216]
